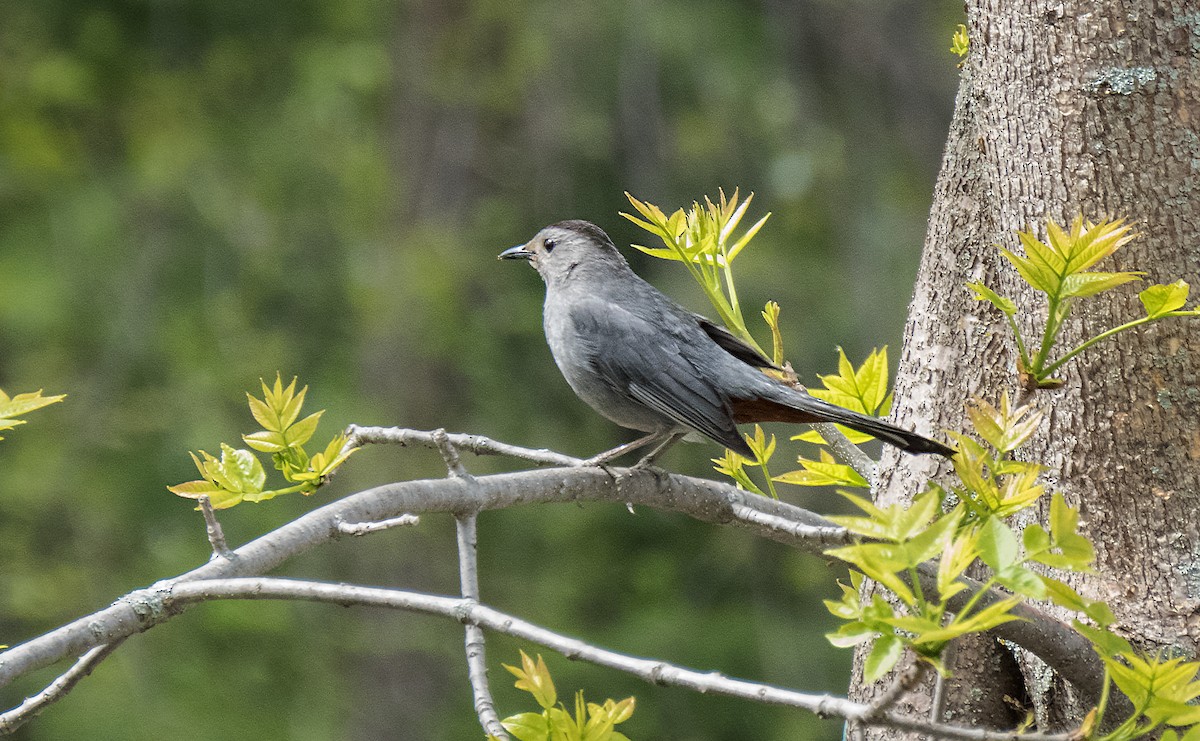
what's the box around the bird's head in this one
[499,220,627,287]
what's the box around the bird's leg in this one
[631,431,685,469]
[582,430,669,467]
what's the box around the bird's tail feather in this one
[733,387,955,457]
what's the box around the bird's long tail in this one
[732,387,956,458]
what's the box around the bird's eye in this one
[543,238,557,252]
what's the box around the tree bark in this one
[853,0,1200,736]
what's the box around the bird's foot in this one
[628,456,671,487]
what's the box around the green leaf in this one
[1022,523,1051,556]
[1001,246,1059,296]
[243,429,287,453]
[0,388,66,439]
[937,529,979,600]
[950,23,969,56]
[1060,271,1143,299]
[631,245,686,262]
[1140,280,1190,318]
[854,346,890,414]
[711,449,765,495]
[285,410,323,447]
[791,425,875,445]
[1073,621,1132,659]
[864,635,904,683]
[774,449,869,488]
[965,393,1043,454]
[826,622,877,648]
[246,391,275,431]
[1058,216,1135,274]
[966,282,1017,316]
[1039,576,1088,611]
[915,596,1022,644]
[995,564,1047,600]
[504,651,557,710]
[825,543,917,606]
[978,518,1019,571]
[502,712,551,741]
[1084,601,1117,628]
[726,212,770,263]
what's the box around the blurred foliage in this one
[0,0,961,738]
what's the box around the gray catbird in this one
[500,220,954,463]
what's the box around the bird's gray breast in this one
[542,290,677,434]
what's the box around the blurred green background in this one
[0,1,960,738]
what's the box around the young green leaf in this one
[504,651,557,710]
[712,449,766,495]
[966,282,1017,316]
[0,388,66,439]
[1140,280,1190,318]
[773,449,869,488]
[1060,271,1144,300]
[977,517,1019,571]
[950,23,969,57]
[863,635,904,683]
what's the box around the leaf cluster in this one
[495,651,636,741]
[950,24,969,59]
[710,347,894,494]
[968,216,1199,388]
[0,388,66,440]
[1080,623,1200,741]
[823,393,1100,682]
[623,189,770,354]
[167,375,356,509]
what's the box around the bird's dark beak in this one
[498,244,534,261]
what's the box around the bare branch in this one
[432,428,509,740]
[197,496,232,559]
[0,466,1103,713]
[346,425,583,467]
[158,577,1075,741]
[811,421,878,481]
[932,641,955,723]
[728,502,852,547]
[864,657,928,720]
[0,639,125,734]
[334,514,420,536]
[456,515,506,739]
[433,428,471,479]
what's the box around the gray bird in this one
[500,220,954,464]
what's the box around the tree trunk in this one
[852,0,1200,735]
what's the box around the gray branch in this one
[811,421,878,480]
[0,640,125,734]
[152,577,1071,741]
[0,464,1103,727]
[347,424,583,467]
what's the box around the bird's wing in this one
[566,297,748,453]
[692,314,778,369]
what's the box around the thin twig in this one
[197,496,232,559]
[346,425,583,467]
[334,514,420,536]
[811,422,878,481]
[434,430,508,739]
[163,577,1076,741]
[932,640,957,723]
[0,639,126,734]
[728,502,853,548]
[865,657,929,719]
[456,514,506,739]
[432,428,471,479]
